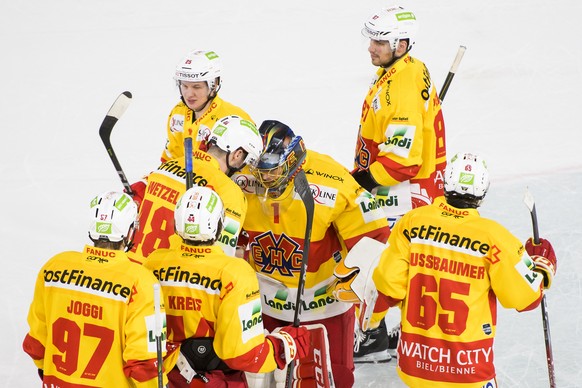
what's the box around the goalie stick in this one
[99,91,134,195]
[523,188,556,388]
[439,45,466,102]
[286,169,317,388]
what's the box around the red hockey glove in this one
[267,325,311,369]
[126,180,147,208]
[525,237,557,289]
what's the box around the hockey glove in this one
[351,169,379,192]
[126,180,147,208]
[525,237,557,289]
[267,325,311,369]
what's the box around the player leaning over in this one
[234,120,390,388]
[23,192,167,387]
[128,115,263,263]
[144,186,311,387]
[369,153,557,387]
[351,4,447,363]
[161,49,254,162]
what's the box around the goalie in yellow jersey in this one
[144,186,311,387]
[367,152,558,387]
[23,191,167,387]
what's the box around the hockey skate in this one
[386,322,400,359]
[353,320,391,363]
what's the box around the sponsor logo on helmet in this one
[114,194,131,211]
[205,51,219,60]
[458,172,475,189]
[185,223,200,235]
[396,12,416,21]
[96,222,112,234]
[212,124,228,136]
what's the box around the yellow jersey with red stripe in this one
[161,96,253,162]
[235,150,390,322]
[128,150,247,263]
[23,245,166,387]
[354,54,446,217]
[144,244,279,373]
[372,197,544,387]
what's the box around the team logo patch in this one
[250,232,303,276]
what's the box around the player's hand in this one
[525,237,557,289]
[126,180,147,208]
[268,325,311,369]
[352,169,379,192]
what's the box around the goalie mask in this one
[250,120,307,198]
[444,152,490,209]
[88,192,138,247]
[174,186,225,242]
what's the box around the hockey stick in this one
[523,188,556,388]
[99,91,134,195]
[286,169,315,388]
[184,137,194,190]
[439,45,466,102]
[153,283,164,388]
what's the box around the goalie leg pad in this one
[274,324,335,388]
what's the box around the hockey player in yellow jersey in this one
[23,191,167,387]
[352,4,447,364]
[128,115,263,263]
[144,186,311,387]
[369,153,558,387]
[161,49,254,163]
[233,120,391,388]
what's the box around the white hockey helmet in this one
[88,192,138,245]
[174,50,222,93]
[444,153,490,208]
[362,6,418,51]
[174,186,225,242]
[207,115,263,170]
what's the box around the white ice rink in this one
[2,0,581,386]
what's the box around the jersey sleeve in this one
[23,263,51,369]
[212,260,278,373]
[161,103,186,163]
[123,268,167,386]
[332,174,391,249]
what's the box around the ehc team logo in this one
[250,232,303,277]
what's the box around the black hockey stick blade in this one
[523,187,556,388]
[439,45,466,102]
[99,91,134,195]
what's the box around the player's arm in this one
[123,272,167,387]
[22,264,50,371]
[212,262,309,373]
